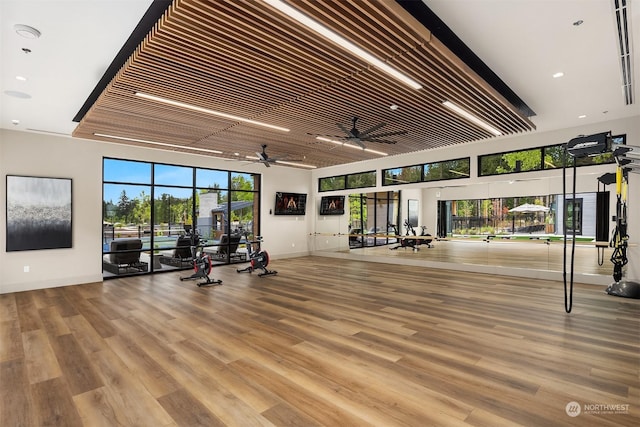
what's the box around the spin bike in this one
[418,225,433,248]
[236,231,277,277]
[180,229,222,287]
[389,220,419,251]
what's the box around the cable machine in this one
[564,133,639,312]
[605,145,640,298]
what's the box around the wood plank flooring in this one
[1,256,638,426]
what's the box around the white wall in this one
[0,129,312,293]
[2,115,639,293]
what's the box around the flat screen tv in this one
[319,195,345,215]
[274,192,307,216]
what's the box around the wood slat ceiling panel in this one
[73,0,535,168]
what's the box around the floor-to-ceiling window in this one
[102,158,260,278]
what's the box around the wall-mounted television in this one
[319,195,345,215]
[274,192,307,215]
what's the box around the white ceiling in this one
[2,0,639,156]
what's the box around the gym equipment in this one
[418,225,433,248]
[180,229,222,287]
[237,232,277,277]
[389,220,419,251]
[562,131,612,312]
[566,132,611,157]
[605,156,640,298]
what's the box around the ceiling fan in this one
[251,144,302,167]
[313,116,408,149]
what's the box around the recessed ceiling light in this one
[14,24,41,39]
[390,104,399,111]
[552,72,564,78]
[11,119,20,126]
[578,115,587,119]
[15,76,27,81]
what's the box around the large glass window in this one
[424,158,470,181]
[103,158,260,278]
[319,171,375,192]
[479,148,543,176]
[346,171,376,189]
[319,176,345,192]
[383,158,470,186]
[383,165,422,185]
[481,135,624,176]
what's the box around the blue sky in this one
[103,159,231,202]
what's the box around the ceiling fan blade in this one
[350,139,366,149]
[362,138,398,145]
[337,123,355,138]
[256,151,267,160]
[363,130,408,139]
[359,122,386,137]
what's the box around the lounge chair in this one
[210,234,245,261]
[159,236,193,268]
[103,238,148,274]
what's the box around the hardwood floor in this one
[1,256,638,426]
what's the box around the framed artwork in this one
[6,175,72,251]
[319,195,345,215]
[408,199,419,227]
[274,192,306,215]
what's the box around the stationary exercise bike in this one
[180,229,222,287]
[418,225,433,248]
[237,231,277,277]
[389,220,419,251]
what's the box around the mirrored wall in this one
[309,180,616,283]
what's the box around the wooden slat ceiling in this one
[73,0,536,168]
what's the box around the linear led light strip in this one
[262,0,422,90]
[316,137,388,156]
[135,92,290,132]
[94,133,223,154]
[442,101,502,136]
[244,155,317,169]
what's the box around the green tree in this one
[347,172,376,189]
[131,190,150,225]
[320,176,345,191]
[497,149,542,174]
[116,190,135,223]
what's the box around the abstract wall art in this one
[6,175,72,251]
